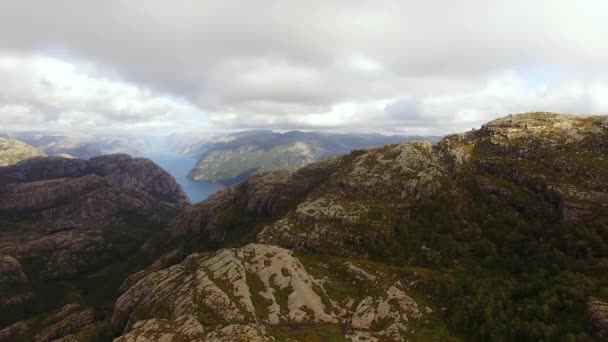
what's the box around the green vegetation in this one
[0,211,174,340]
[361,170,606,341]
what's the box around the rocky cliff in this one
[0,154,189,341]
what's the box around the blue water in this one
[143,153,225,204]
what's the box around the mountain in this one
[0,154,188,341]
[115,112,606,341]
[184,130,442,184]
[2,112,608,341]
[6,132,144,160]
[0,135,46,166]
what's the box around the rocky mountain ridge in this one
[2,112,608,341]
[184,130,441,184]
[0,154,189,341]
[132,112,608,341]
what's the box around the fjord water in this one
[143,152,225,203]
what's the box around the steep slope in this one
[184,130,441,184]
[115,112,608,341]
[0,154,189,341]
[0,135,46,166]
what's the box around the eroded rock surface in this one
[438,112,608,226]
[588,297,608,339]
[112,244,426,341]
[258,141,450,255]
[115,317,275,342]
[0,255,26,283]
[34,304,95,342]
[0,154,189,278]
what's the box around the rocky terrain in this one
[183,130,441,184]
[0,154,188,341]
[150,112,607,340]
[112,244,429,341]
[2,112,608,341]
[0,135,46,166]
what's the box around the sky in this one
[0,0,607,136]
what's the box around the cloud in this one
[0,0,607,134]
[0,55,203,132]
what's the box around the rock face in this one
[0,304,95,342]
[0,136,46,166]
[588,298,608,339]
[34,304,95,342]
[113,244,425,341]
[0,154,188,229]
[0,155,188,278]
[0,255,27,283]
[183,129,440,184]
[258,141,449,255]
[1,154,189,205]
[438,112,608,226]
[116,318,274,342]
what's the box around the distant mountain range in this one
[5,132,143,159]
[2,130,442,186]
[179,130,442,184]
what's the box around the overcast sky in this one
[1,0,607,135]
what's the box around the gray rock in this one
[0,255,27,283]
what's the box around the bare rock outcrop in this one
[437,112,608,226]
[0,321,29,342]
[588,297,608,339]
[0,255,26,283]
[112,244,426,341]
[258,141,450,254]
[0,154,188,207]
[114,317,275,342]
[0,153,189,282]
[34,304,95,342]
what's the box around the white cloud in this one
[0,55,204,133]
[0,0,607,134]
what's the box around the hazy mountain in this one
[0,135,46,166]
[184,130,442,184]
[6,132,144,160]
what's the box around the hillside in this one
[1,112,608,341]
[0,154,188,341]
[184,130,441,184]
[137,112,606,341]
[0,136,46,166]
